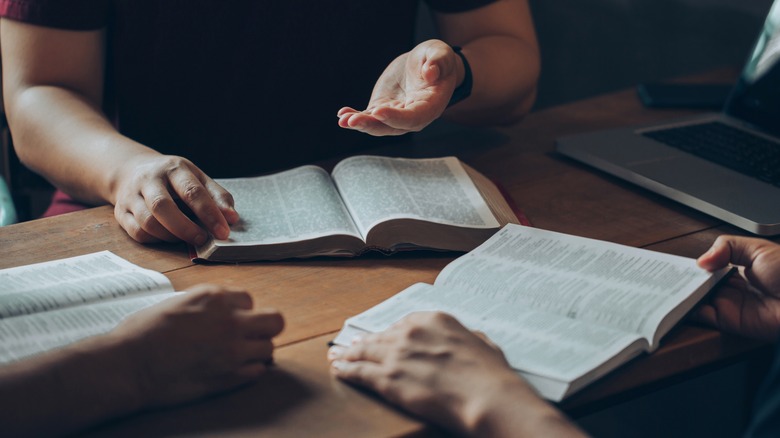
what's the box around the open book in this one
[193,156,520,262]
[0,251,177,364]
[333,224,729,402]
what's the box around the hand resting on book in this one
[329,235,780,437]
[328,312,586,437]
[0,284,284,437]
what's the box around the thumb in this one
[697,235,770,271]
[420,43,455,84]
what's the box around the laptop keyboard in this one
[643,122,780,186]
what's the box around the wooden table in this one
[1,72,769,436]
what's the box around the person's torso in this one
[106,1,420,177]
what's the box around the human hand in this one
[328,312,553,436]
[111,284,284,408]
[337,39,464,136]
[112,154,240,245]
[696,235,780,341]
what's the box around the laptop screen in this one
[725,0,780,137]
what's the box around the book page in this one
[216,166,363,245]
[0,293,177,364]
[0,251,173,319]
[340,283,641,383]
[331,156,499,235]
[435,225,721,339]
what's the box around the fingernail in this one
[331,360,347,372]
[328,345,345,360]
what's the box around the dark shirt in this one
[0,0,496,178]
[746,341,780,437]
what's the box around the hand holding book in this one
[329,234,780,437]
[194,156,521,262]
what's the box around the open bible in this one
[0,251,177,364]
[333,224,729,402]
[193,156,520,262]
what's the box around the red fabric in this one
[0,0,107,30]
[42,190,91,218]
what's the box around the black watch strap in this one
[448,45,473,107]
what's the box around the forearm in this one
[8,85,161,205]
[434,0,540,126]
[0,333,142,437]
[445,36,539,125]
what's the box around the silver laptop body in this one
[556,2,780,236]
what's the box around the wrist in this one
[460,373,528,434]
[464,375,568,437]
[448,45,473,107]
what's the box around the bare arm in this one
[1,19,238,245]
[0,285,284,437]
[436,0,540,125]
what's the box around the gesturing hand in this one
[696,235,780,341]
[112,284,284,408]
[337,39,464,136]
[113,154,240,246]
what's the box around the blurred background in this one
[419,0,774,108]
[529,0,774,108]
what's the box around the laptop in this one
[556,1,780,236]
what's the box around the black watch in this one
[448,46,473,107]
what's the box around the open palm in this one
[337,40,460,136]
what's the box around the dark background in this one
[420,0,774,108]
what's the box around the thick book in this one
[0,251,177,364]
[333,224,729,402]
[193,155,521,262]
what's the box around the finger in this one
[330,359,388,392]
[141,182,209,245]
[236,339,275,364]
[473,331,502,352]
[182,286,254,313]
[420,44,453,84]
[698,235,770,271]
[691,304,718,327]
[168,168,232,241]
[218,289,254,310]
[202,179,240,225]
[115,208,161,243]
[337,106,359,117]
[341,334,390,363]
[422,60,441,84]
[239,310,285,338]
[327,345,347,362]
[129,197,180,242]
[344,113,407,136]
[338,112,359,128]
